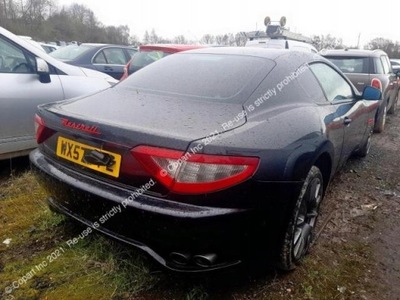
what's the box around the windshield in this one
[50,44,94,60]
[120,53,274,102]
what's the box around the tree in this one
[149,28,159,44]
[200,33,215,45]
[226,33,236,46]
[234,32,247,46]
[311,34,345,51]
[215,34,230,46]
[173,35,187,44]
[365,38,400,58]
[143,30,150,44]
[129,34,140,46]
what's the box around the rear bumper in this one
[30,149,267,272]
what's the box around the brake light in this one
[131,146,259,194]
[35,114,55,144]
[371,78,382,91]
[120,62,130,80]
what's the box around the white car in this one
[0,27,117,160]
[246,38,318,53]
[39,43,59,53]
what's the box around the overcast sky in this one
[57,0,400,46]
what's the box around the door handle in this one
[344,117,352,125]
[104,66,113,71]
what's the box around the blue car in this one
[50,43,137,79]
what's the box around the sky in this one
[57,0,400,46]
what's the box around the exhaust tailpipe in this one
[170,252,191,266]
[193,253,218,267]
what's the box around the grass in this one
[0,171,161,299]
[0,171,378,299]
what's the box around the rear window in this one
[50,44,94,60]
[325,56,370,74]
[120,53,274,102]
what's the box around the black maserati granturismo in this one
[30,47,381,272]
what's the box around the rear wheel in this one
[374,103,387,133]
[278,166,324,271]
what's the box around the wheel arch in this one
[285,140,334,190]
[313,152,332,192]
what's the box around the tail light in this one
[131,146,259,194]
[371,78,382,91]
[120,62,131,81]
[35,114,55,144]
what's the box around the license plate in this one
[56,136,121,178]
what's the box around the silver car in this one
[321,49,399,133]
[0,27,117,160]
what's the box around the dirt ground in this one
[0,108,400,299]
[313,108,400,300]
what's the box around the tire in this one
[355,129,373,158]
[374,103,387,133]
[278,166,324,271]
[388,91,398,115]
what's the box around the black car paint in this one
[30,48,379,272]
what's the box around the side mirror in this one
[396,70,400,78]
[362,86,381,101]
[36,57,51,83]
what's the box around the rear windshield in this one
[128,50,170,74]
[50,44,94,60]
[120,53,274,102]
[325,56,369,74]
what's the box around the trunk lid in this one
[42,87,246,148]
[344,73,371,93]
[38,88,247,195]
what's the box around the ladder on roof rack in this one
[245,16,312,44]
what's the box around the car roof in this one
[245,38,317,52]
[139,44,204,53]
[321,49,387,58]
[181,46,319,60]
[79,43,134,48]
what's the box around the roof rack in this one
[246,16,312,44]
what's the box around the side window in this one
[102,48,127,65]
[93,51,107,64]
[381,56,390,74]
[0,36,35,74]
[126,48,137,59]
[374,57,384,74]
[296,64,326,103]
[310,63,354,102]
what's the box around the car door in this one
[0,34,64,157]
[310,63,369,167]
[92,47,128,79]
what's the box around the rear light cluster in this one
[35,114,55,144]
[371,78,382,91]
[120,62,130,81]
[131,146,259,194]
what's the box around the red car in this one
[120,44,204,80]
